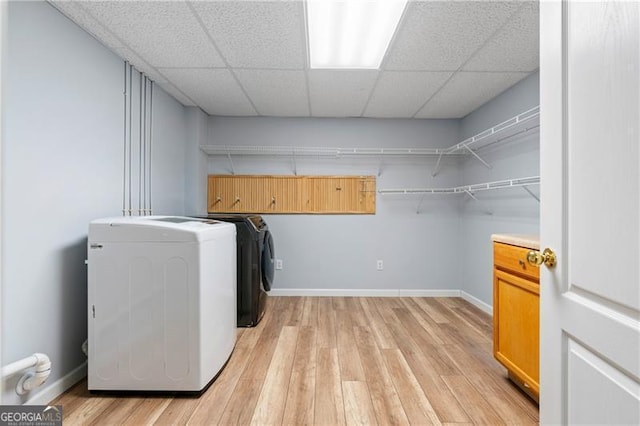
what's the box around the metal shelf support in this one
[227,151,235,175]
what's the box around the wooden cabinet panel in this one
[493,242,540,401]
[494,243,540,281]
[208,175,375,214]
[307,176,375,214]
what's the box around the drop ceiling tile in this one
[364,71,453,118]
[76,1,224,68]
[463,2,539,72]
[308,70,379,117]
[385,1,521,71]
[191,1,306,69]
[235,70,309,117]
[415,72,530,119]
[160,68,256,116]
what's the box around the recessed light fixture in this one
[306,0,408,69]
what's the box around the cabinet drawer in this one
[494,242,540,280]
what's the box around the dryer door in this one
[261,230,275,291]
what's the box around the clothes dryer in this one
[196,214,274,327]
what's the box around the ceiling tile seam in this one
[157,66,304,71]
[301,0,313,117]
[359,71,384,117]
[66,1,199,108]
[185,1,259,116]
[410,2,529,118]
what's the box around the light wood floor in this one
[54,296,539,425]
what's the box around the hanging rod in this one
[200,145,448,157]
[378,176,540,195]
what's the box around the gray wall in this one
[204,117,463,292]
[459,71,540,306]
[184,107,209,215]
[1,1,187,404]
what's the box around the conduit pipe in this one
[1,353,51,395]
[149,80,153,215]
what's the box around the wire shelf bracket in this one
[431,105,540,177]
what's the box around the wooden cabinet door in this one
[493,267,540,398]
[307,176,375,214]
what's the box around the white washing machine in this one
[87,216,236,392]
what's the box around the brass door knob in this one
[527,248,557,268]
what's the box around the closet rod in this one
[378,176,540,195]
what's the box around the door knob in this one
[527,248,557,268]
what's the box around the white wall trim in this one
[24,361,87,406]
[269,288,461,298]
[461,290,493,315]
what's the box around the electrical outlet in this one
[275,259,283,270]
[376,260,383,271]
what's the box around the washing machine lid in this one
[89,216,235,243]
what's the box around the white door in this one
[540,1,640,424]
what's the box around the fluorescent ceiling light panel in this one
[307,0,408,69]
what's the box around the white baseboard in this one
[460,291,493,315]
[268,288,461,298]
[25,361,87,406]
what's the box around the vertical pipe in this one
[128,64,133,216]
[149,81,154,215]
[142,75,147,215]
[123,61,127,216]
[138,72,142,216]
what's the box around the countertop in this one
[491,234,540,250]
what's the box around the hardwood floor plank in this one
[300,296,319,327]
[316,297,337,349]
[397,298,446,345]
[63,395,115,425]
[477,369,540,421]
[88,397,144,425]
[335,308,366,381]
[217,301,289,425]
[52,379,91,420]
[392,306,461,375]
[465,371,538,425]
[359,298,397,349]
[217,379,264,425]
[282,326,317,426]
[250,326,299,425]
[385,320,470,423]
[186,346,253,425]
[287,296,305,326]
[155,397,200,425]
[332,296,347,310]
[123,398,171,425]
[344,297,368,327]
[342,381,379,426]
[405,298,457,345]
[373,298,402,325]
[382,349,442,425]
[353,326,410,426]
[315,348,346,426]
[441,375,504,425]
[412,297,451,324]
